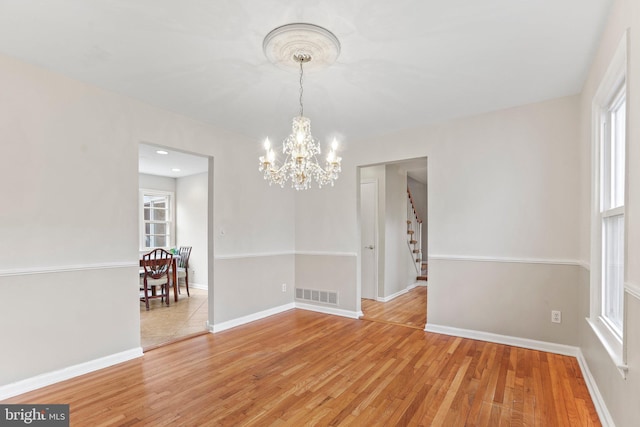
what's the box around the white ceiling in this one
[139,143,208,178]
[0,0,612,146]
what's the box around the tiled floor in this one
[140,286,209,350]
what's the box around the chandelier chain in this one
[299,60,304,117]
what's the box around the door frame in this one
[356,157,428,327]
[137,143,214,348]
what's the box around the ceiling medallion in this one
[259,23,343,190]
[263,23,341,71]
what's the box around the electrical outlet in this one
[551,310,562,323]
[282,283,287,292]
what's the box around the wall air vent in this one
[295,287,338,306]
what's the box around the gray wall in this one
[429,260,581,345]
[214,254,295,323]
[294,254,357,313]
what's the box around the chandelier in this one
[259,23,343,190]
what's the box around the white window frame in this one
[139,189,175,251]
[588,31,628,378]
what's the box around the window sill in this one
[586,317,628,379]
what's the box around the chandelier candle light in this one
[259,23,343,190]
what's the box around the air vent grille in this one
[295,287,338,306]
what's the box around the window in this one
[589,32,628,376]
[600,84,625,337]
[140,190,174,249]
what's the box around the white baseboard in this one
[295,302,361,319]
[0,347,143,401]
[576,349,614,427]
[210,303,296,333]
[424,323,579,356]
[209,300,361,333]
[189,283,208,290]
[377,288,409,303]
[377,283,421,302]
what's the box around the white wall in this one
[0,52,295,390]
[176,172,208,287]
[577,0,640,425]
[139,173,176,193]
[384,163,410,297]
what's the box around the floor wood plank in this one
[2,309,600,426]
[361,285,427,329]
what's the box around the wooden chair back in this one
[141,248,173,280]
[177,246,192,269]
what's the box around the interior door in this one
[361,181,377,300]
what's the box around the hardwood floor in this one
[361,285,427,329]
[4,309,600,426]
[140,287,208,350]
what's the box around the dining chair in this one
[176,246,192,296]
[140,248,174,310]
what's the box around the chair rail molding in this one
[295,251,358,257]
[626,281,640,300]
[213,251,357,260]
[428,254,582,266]
[0,262,139,277]
[214,251,295,260]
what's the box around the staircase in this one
[406,188,427,282]
[418,262,427,281]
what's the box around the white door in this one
[361,181,377,300]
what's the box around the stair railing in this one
[406,187,423,275]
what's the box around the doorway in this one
[138,143,212,350]
[358,158,427,329]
